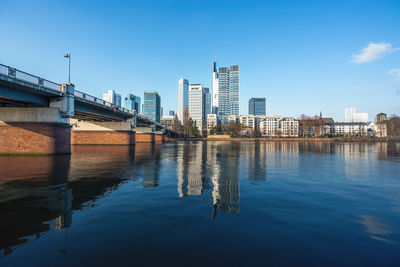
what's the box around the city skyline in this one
[1,0,399,121]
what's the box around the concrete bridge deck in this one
[0,63,172,154]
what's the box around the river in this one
[1,141,400,266]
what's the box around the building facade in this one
[259,116,299,137]
[123,94,141,113]
[240,115,257,129]
[228,115,238,124]
[248,98,266,116]
[334,122,368,136]
[207,114,218,133]
[160,116,174,129]
[188,84,206,133]
[143,91,161,123]
[345,107,368,122]
[375,113,387,137]
[178,78,189,124]
[102,90,122,106]
[212,62,219,115]
[218,65,239,124]
[204,87,211,116]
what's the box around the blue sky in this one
[1,0,399,120]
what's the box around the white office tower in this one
[102,90,121,105]
[212,62,219,115]
[188,84,206,133]
[178,78,189,124]
[345,107,368,122]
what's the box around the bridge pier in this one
[71,119,135,145]
[0,107,71,154]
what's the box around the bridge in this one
[0,63,171,154]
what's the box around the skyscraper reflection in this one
[176,142,208,196]
[175,141,241,217]
[212,142,240,215]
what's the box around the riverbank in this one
[172,137,400,142]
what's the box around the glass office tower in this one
[123,94,141,113]
[248,98,266,115]
[143,91,161,123]
[218,65,239,124]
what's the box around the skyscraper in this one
[249,98,266,115]
[178,78,189,123]
[188,84,206,133]
[123,94,141,113]
[102,90,121,106]
[218,65,239,124]
[345,107,368,122]
[212,62,219,114]
[204,87,211,115]
[143,91,161,123]
[116,94,122,106]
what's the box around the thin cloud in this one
[387,69,400,78]
[351,42,398,63]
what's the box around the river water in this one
[1,141,400,266]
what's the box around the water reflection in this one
[0,141,399,259]
[359,215,393,243]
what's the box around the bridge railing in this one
[74,90,132,114]
[0,63,60,92]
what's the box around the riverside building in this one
[333,122,368,136]
[178,78,189,124]
[218,65,239,124]
[345,107,368,122]
[188,84,206,133]
[207,114,218,133]
[259,116,299,137]
[102,90,122,106]
[212,62,219,114]
[249,98,266,116]
[143,91,161,123]
[160,116,174,129]
[123,94,141,113]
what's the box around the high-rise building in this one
[123,94,141,113]
[345,107,368,122]
[116,94,122,106]
[218,65,239,124]
[143,91,161,123]
[178,78,189,123]
[102,90,121,106]
[169,110,175,116]
[212,62,219,114]
[204,87,211,115]
[249,98,266,115]
[188,84,206,133]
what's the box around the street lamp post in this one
[64,53,71,83]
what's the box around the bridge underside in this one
[0,80,62,107]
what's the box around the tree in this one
[172,114,179,134]
[225,122,242,137]
[387,114,400,137]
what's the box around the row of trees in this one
[386,115,400,137]
[297,114,328,137]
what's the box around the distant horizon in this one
[1,0,399,121]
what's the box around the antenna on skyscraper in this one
[214,52,218,63]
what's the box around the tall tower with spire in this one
[212,61,219,115]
